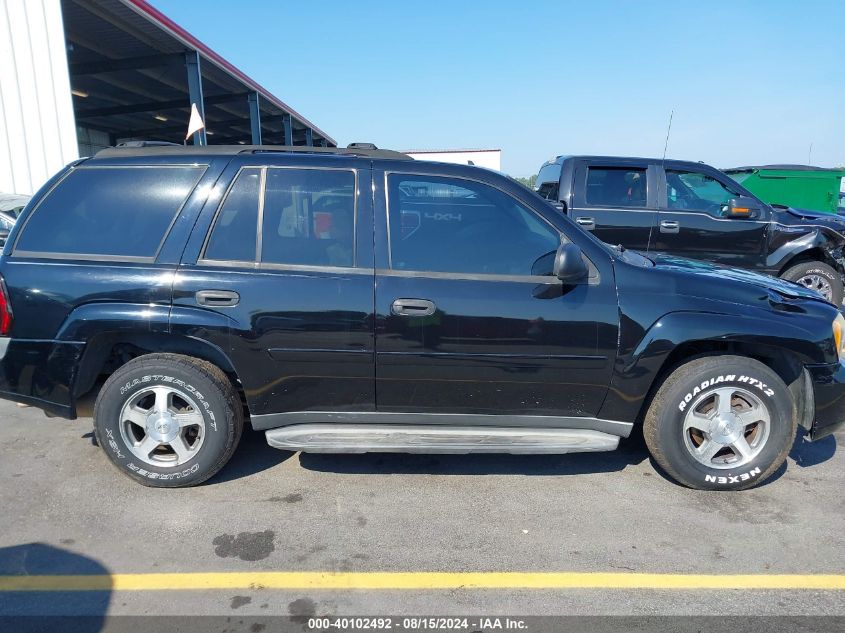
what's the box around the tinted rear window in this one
[15,166,204,258]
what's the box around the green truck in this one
[724,164,845,215]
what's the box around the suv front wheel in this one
[93,353,243,488]
[644,355,796,490]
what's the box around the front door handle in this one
[196,290,240,307]
[576,217,596,231]
[659,220,680,234]
[391,298,436,317]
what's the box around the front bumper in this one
[806,361,845,440]
[0,337,84,418]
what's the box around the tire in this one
[781,260,843,305]
[643,355,795,491]
[93,353,243,488]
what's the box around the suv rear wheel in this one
[93,353,243,488]
[781,260,843,305]
[644,355,796,490]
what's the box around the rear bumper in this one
[0,337,84,418]
[806,361,845,440]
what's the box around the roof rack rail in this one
[95,143,413,160]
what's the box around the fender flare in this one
[768,226,845,274]
[58,303,239,402]
[597,310,829,423]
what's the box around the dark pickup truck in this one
[535,156,845,304]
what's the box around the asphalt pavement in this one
[0,398,843,622]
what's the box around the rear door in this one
[652,164,770,270]
[569,160,659,251]
[372,163,619,422]
[175,154,375,427]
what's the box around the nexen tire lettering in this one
[678,374,775,412]
[705,467,761,484]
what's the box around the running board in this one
[264,424,620,454]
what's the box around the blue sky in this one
[150,0,844,176]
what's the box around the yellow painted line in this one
[1,572,845,592]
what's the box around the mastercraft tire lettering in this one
[93,354,243,488]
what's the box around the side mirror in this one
[553,242,588,283]
[724,197,762,219]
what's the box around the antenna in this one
[808,142,813,165]
[662,109,674,162]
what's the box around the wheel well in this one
[641,340,811,428]
[74,333,246,413]
[778,248,841,277]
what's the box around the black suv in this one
[1,145,843,490]
[535,156,845,304]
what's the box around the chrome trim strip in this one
[375,268,563,284]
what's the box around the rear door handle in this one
[391,298,436,317]
[659,220,680,234]
[576,217,595,231]
[196,290,240,307]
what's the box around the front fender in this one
[768,226,845,273]
[597,310,832,424]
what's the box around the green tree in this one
[512,174,537,189]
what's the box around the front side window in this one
[585,167,647,208]
[16,166,204,258]
[666,170,740,214]
[387,174,559,276]
[262,168,355,267]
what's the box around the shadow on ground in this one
[207,428,296,485]
[298,431,650,476]
[789,432,837,468]
[0,543,110,631]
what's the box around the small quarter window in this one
[204,168,261,262]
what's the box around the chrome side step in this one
[265,424,620,454]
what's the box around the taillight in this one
[0,276,13,336]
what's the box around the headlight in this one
[833,313,845,360]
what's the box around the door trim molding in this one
[250,410,633,437]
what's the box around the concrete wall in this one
[405,150,502,171]
[0,0,78,195]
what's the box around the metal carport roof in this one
[63,0,335,147]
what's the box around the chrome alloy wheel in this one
[796,273,833,301]
[118,386,205,467]
[682,386,771,470]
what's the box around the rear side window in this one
[15,166,204,259]
[204,168,261,262]
[262,168,355,267]
[585,167,647,207]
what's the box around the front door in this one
[651,166,769,270]
[570,162,658,251]
[373,168,618,421]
